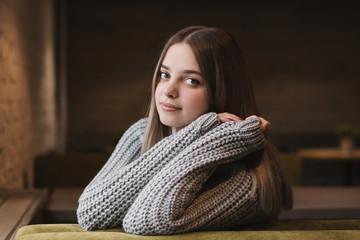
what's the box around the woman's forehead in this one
[162,43,200,73]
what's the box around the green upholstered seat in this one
[14,220,360,240]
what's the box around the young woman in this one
[77,26,293,235]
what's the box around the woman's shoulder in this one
[128,117,148,131]
[120,117,148,142]
[132,117,148,128]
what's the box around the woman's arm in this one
[122,118,267,235]
[77,113,221,231]
[83,118,147,188]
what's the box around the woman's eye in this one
[185,78,200,86]
[160,72,169,79]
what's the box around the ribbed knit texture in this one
[77,112,267,235]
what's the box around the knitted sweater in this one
[77,112,267,235]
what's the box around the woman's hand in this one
[247,115,272,138]
[217,112,244,122]
[218,112,272,138]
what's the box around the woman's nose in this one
[164,80,178,98]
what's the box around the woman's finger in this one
[218,112,243,122]
[246,116,272,138]
[258,117,272,138]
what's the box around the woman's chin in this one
[159,118,184,129]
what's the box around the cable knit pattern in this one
[77,112,267,235]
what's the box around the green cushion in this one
[14,220,360,240]
[247,219,360,230]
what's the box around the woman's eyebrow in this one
[161,64,202,76]
[160,64,170,70]
[183,70,202,76]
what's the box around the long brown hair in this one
[142,26,292,216]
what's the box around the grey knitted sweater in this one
[77,112,267,235]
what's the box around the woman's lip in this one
[161,102,181,111]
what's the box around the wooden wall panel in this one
[65,0,360,151]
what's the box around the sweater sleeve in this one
[83,118,147,188]
[77,112,221,231]
[122,118,267,235]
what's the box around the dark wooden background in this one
[64,0,360,151]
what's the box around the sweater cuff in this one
[239,117,267,150]
[195,112,221,135]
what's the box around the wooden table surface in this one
[0,188,48,240]
[45,187,82,223]
[279,186,360,220]
[298,148,360,161]
[46,187,360,223]
[298,148,360,185]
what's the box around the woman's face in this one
[155,43,209,130]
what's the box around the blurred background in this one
[0,0,359,189]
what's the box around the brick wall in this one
[0,0,56,188]
[66,0,360,151]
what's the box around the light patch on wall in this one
[0,0,56,188]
